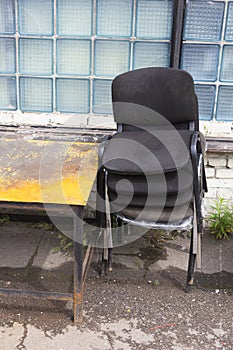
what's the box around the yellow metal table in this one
[0,134,99,323]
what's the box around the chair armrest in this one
[190,131,208,233]
[98,135,112,166]
[198,131,206,154]
[97,135,113,227]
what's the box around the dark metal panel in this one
[170,0,186,68]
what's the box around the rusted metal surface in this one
[72,207,84,323]
[0,125,113,142]
[0,128,102,323]
[0,201,74,213]
[0,138,99,205]
[206,137,233,153]
[73,293,82,305]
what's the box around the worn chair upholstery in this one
[97,67,207,292]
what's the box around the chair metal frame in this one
[97,67,207,292]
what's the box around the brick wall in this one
[203,144,233,218]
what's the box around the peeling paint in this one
[0,139,99,205]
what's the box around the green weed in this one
[208,197,233,240]
[0,215,10,225]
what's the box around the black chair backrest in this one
[112,67,199,131]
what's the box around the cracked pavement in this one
[0,221,232,349]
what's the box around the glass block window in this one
[195,85,216,121]
[0,76,17,110]
[182,0,233,121]
[133,42,170,69]
[18,0,54,36]
[183,1,224,41]
[0,38,16,73]
[225,2,233,41]
[56,79,90,113]
[57,0,93,36]
[57,39,91,76]
[136,0,173,39]
[19,39,53,75]
[97,0,133,37]
[20,77,53,112]
[216,86,233,121]
[181,44,219,82]
[93,80,112,114]
[95,40,130,76]
[0,0,15,34]
[0,0,172,115]
[220,45,233,82]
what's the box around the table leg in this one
[73,206,84,323]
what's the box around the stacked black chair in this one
[97,67,207,292]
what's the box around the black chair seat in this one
[111,203,193,223]
[107,168,193,196]
[102,130,193,175]
[108,186,193,208]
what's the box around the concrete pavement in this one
[0,221,232,349]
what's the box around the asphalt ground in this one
[0,220,232,350]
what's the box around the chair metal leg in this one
[101,247,113,275]
[108,248,113,272]
[185,227,197,293]
[100,178,113,276]
[117,217,123,245]
[83,246,94,284]
[196,232,202,269]
[101,248,108,276]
